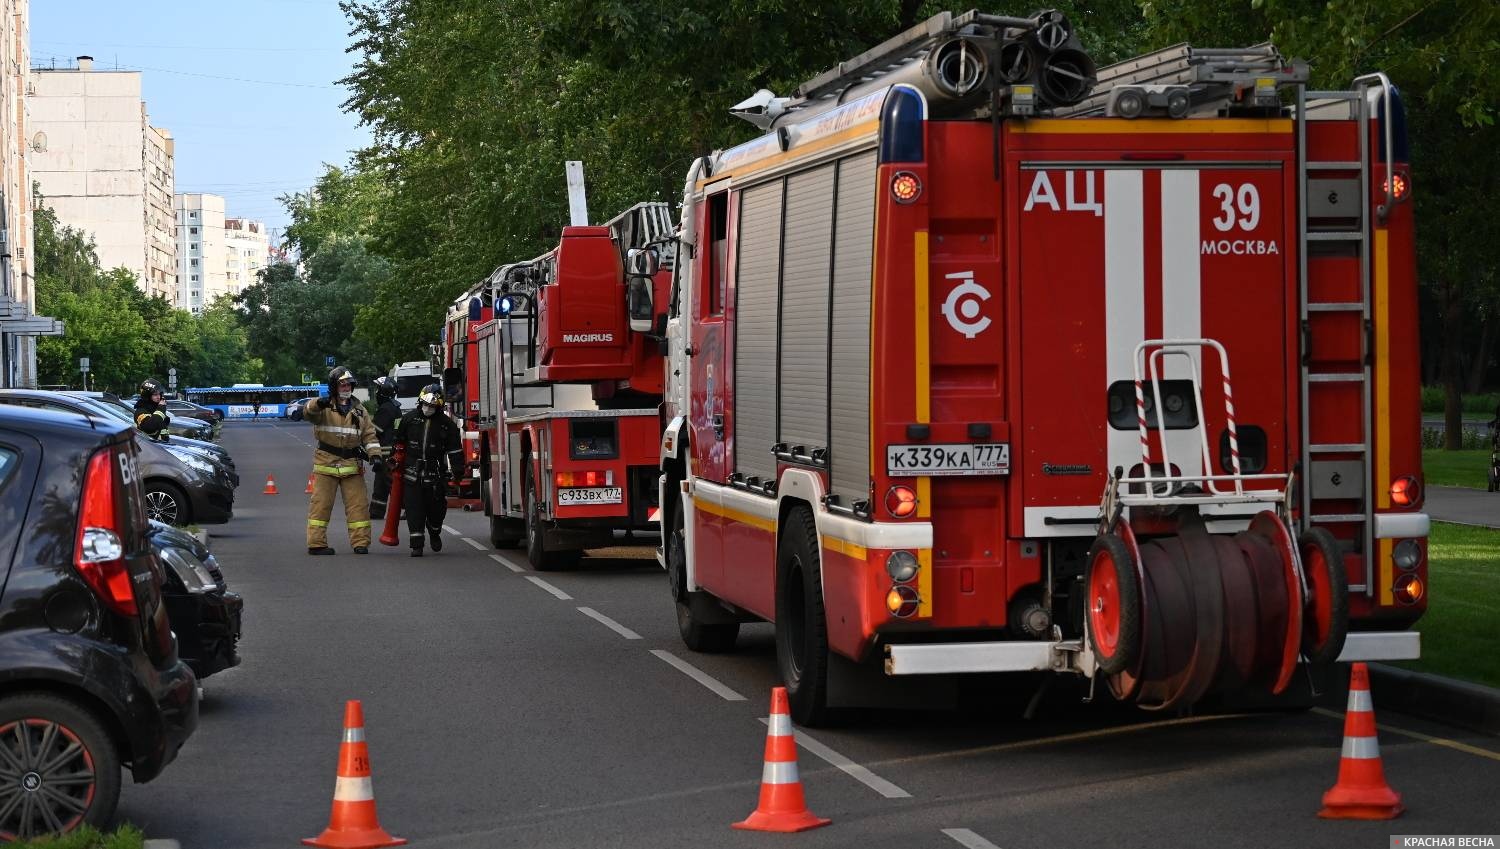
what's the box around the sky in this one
[29,0,371,244]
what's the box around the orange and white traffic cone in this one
[305,473,316,494]
[303,700,407,848]
[263,474,279,495]
[1319,663,1404,820]
[733,687,831,833]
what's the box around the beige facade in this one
[0,0,60,388]
[174,193,225,315]
[29,57,177,300]
[224,217,268,301]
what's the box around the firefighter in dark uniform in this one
[369,375,402,520]
[133,378,172,442]
[393,383,463,556]
[304,365,382,555]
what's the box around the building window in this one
[190,259,197,267]
[190,274,198,282]
[190,211,197,219]
[190,227,197,235]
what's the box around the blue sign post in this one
[325,355,335,366]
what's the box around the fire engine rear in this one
[652,9,1424,725]
[470,201,675,569]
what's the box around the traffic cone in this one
[306,473,316,494]
[303,700,407,848]
[733,687,831,833]
[263,475,279,495]
[1319,663,1404,820]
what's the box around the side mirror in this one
[443,366,463,388]
[626,276,654,333]
[626,247,659,278]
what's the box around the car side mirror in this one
[626,277,654,333]
[627,247,659,278]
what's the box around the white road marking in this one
[462,537,487,551]
[524,576,572,600]
[442,524,460,534]
[759,718,911,799]
[577,607,642,640]
[1312,707,1500,762]
[942,828,1002,849]
[650,650,746,701]
[489,554,525,573]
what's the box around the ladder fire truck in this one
[442,284,497,510]
[648,9,1425,724]
[463,201,676,569]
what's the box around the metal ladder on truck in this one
[1295,76,1397,599]
[1050,42,1308,118]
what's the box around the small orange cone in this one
[303,700,407,848]
[263,474,279,495]
[305,473,316,494]
[733,687,831,833]
[1319,663,1403,820]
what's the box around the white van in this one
[389,361,437,412]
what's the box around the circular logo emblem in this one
[21,771,41,792]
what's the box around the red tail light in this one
[1390,475,1420,507]
[75,449,138,617]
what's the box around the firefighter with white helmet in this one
[304,365,381,555]
[392,382,463,556]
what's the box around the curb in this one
[1368,663,1500,737]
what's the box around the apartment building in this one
[224,217,268,299]
[174,192,226,315]
[29,56,177,300]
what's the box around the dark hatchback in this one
[148,522,243,679]
[0,405,198,837]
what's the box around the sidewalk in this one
[1426,484,1499,528]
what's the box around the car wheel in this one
[145,480,190,526]
[775,505,831,726]
[0,694,121,839]
[668,498,738,652]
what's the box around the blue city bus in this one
[186,385,326,420]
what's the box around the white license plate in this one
[557,486,623,505]
[886,443,1011,476]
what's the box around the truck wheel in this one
[0,693,121,839]
[525,463,578,571]
[485,486,522,549]
[775,505,831,726]
[668,499,738,652]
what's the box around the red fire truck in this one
[466,202,676,569]
[650,9,1425,724]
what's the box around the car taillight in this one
[1393,573,1424,606]
[75,449,138,617]
[556,470,609,487]
[1390,475,1420,507]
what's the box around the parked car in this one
[148,522,243,680]
[106,394,216,441]
[165,398,223,425]
[285,396,319,421]
[0,404,198,837]
[66,393,238,488]
[0,391,235,526]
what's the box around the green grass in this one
[9,825,144,849]
[1421,448,1491,489]
[1391,521,1500,689]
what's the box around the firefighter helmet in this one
[138,378,164,398]
[372,375,396,402]
[416,383,445,410]
[327,365,356,387]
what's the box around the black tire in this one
[1085,534,1141,676]
[144,480,190,526]
[775,506,831,726]
[0,694,121,839]
[524,462,579,571]
[1298,527,1350,665]
[485,485,522,549]
[667,498,738,652]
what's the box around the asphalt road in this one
[1428,485,1500,528]
[115,422,1500,848]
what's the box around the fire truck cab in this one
[654,9,1425,725]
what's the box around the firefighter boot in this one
[410,535,423,558]
[429,527,443,553]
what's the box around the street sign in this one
[79,356,89,373]
[325,355,335,366]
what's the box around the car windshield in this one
[394,375,432,396]
[70,396,133,424]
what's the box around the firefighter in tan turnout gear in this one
[304,365,382,555]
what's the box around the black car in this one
[148,522,243,680]
[118,395,215,440]
[0,391,236,526]
[0,405,198,837]
[164,398,222,425]
[66,393,238,488]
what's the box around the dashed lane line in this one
[524,576,573,600]
[942,828,1002,849]
[442,524,460,535]
[577,607,642,640]
[650,649,746,701]
[461,537,487,551]
[1311,707,1500,762]
[759,718,911,799]
[488,553,525,573]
